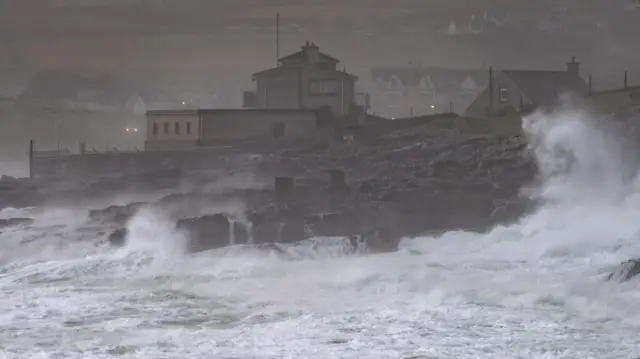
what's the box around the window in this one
[271,122,285,138]
[419,76,433,91]
[175,122,180,135]
[152,122,158,136]
[164,122,169,134]
[499,87,508,102]
[388,76,402,90]
[186,122,192,135]
[310,80,338,95]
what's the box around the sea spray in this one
[1,106,640,357]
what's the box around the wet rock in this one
[0,176,43,210]
[361,228,401,253]
[234,243,293,260]
[253,221,306,244]
[0,217,34,229]
[304,212,362,237]
[108,228,128,247]
[176,214,231,253]
[607,259,640,282]
[88,202,148,223]
[231,221,251,245]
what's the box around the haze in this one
[2,0,640,172]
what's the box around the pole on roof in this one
[28,139,34,179]
[519,95,523,112]
[488,67,494,114]
[276,12,280,67]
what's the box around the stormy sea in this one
[2,109,640,359]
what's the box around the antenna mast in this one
[276,12,280,67]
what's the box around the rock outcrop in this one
[107,228,128,248]
[607,259,640,282]
[88,202,148,224]
[0,176,43,210]
[176,214,232,253]
[0,217,34,229]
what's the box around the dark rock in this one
[253,221,306,244]
[241,243,293,260]
[108,228,128,247]
[88,202,148,223]
[231,220,250,245]
[361,227,401,253]
[0,217,34,229]
[305,212,361,237]
[176,214,231,253]
[607,259,640,282]
[0,176,43,210]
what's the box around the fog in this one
[2,0,640,168]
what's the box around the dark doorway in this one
[271,122,285,138]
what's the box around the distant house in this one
[464,57,590,118]
[251,42,358,118]
[18,70,147,113]
[369,66,488,118]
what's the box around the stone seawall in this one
[30,147,237,180]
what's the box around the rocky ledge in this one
[607,259,640,282]
[75,116,537,254]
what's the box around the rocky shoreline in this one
[2,115,639,281]
[0,117,540,251]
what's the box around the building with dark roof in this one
[463,57,589,118]
[369,65,488,119]
[144,42,355,151]
[251,42,358,118]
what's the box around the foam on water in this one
[2,107,640,358]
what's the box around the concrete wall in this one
[255,65,356,116]
[144,139,200,151]
[302,66,356,117]
[200,109,319,141]
[145,110,201,151]
[464,71,529,118]
[256,70,301,109]
[31,147,237,180]
[146,110,200,141]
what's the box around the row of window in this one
[309,80,339,95]
[152,121,192,136]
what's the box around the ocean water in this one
[1,107,640,358]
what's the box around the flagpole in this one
[276,12,280,67]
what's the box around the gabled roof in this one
[371,66,488,94]
[278,50,340,65]
[252,63,357,81]
[503,70,589,105]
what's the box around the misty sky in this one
[1,1,639,102]
[1,0,639,162]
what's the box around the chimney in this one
[303,42,319,64]
[566,56,580,77]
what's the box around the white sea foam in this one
[1,106,640,358]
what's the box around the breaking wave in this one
[1,106,640,358]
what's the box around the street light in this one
[125,127,139,150]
